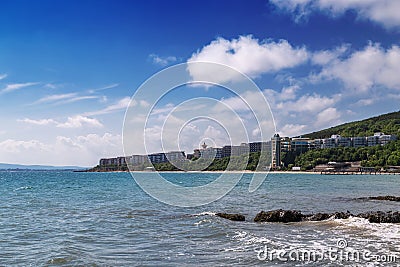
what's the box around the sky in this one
[1,0,400,166]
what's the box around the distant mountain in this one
[0,163,86,170]
[301,111,400,139]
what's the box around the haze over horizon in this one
[1,0,400,166]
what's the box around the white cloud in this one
[0,133,122,166]
[187,35,308,82]
[61,96,100,104]
[35,93,78,104]
[17,118,57,126]
[201,125,226,147]
[265,87,338,113]
[315,107,341,128]
[280,94,337,113]
[354,99,374,106]
[0,74,7,80]
[56,115,103,128]
[0,139,50,154]
[279,124,307,137]
[149,54,178,66]
[271,0,400,29]
[311,45,349,65]
[263,86,341,136]
[18,116,103,128]
[87,83,119,93]
[44,83,57,89]
[34,93,103,105]
[0,82,38,94]
[316,43,400,92]
[84,97,134,116]
[279,85,300,101]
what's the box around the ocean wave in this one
[13,186,33,191]
[231,231,274,246]
[333,216,400,240]
[194,219,212,226]
[191,211,216,217]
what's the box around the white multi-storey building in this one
[126,155,148,165]
[352,137,367,148]
[378,134,397,145]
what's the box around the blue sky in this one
[1,0,400,166]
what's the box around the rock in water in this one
[369,196,400,202]
[303,213,332,221]
[332,211,353,219]
[357,211,400,223]
[216,213,245,221]
[254,209,303,223]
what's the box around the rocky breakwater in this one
[357,211,400,223]
[253,209,303,223]
[216,212,245,221]
[364,195,400,202]
[252,209,400,224]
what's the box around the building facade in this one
[271,134,281,169]
[99,132,397,169]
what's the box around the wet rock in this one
[357,211,400,223]
[368,196,400,202]
[331,211,353,219]
[216,213,245,221]
[254,209,303,223]
[303,213,332,221]
[253,209,399,224]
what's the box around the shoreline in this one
[82,170,319,174]
[79,169,400,175]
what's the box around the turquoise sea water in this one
[0,171,399,266]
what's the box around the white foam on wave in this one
[194,219,212,226]
[333,216,400,241]
[224,231,275,253]
[13,186,32,191]
[231,231,274,246]
[192,211,216,216]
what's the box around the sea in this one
[0,171,399,266]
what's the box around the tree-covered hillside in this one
[294,140,400,170]
[301,111,400,139]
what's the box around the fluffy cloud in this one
[271,0,400,29]
[279,124,307,137]
[264,87,338,113]
[316,43,400,92]
[315,107,341,128]
[18,116,103,128]
[0,133,122,166]
[187,35,308,82]
[56,115,103,128]
[278,94,337,113]
[311,45,349,65]
[17,118,57,126]
[0,139,50,154]
[263,86,341,136]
